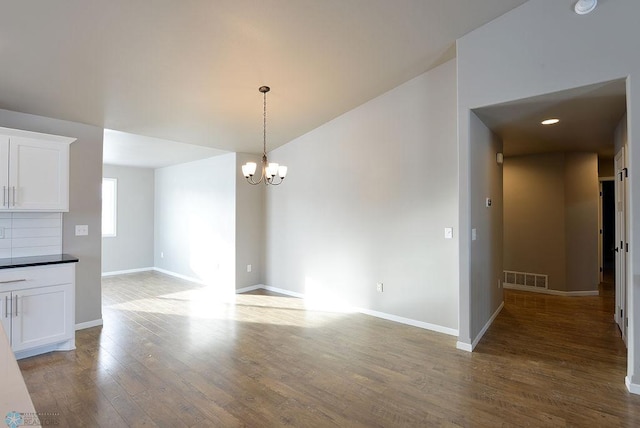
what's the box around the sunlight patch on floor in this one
[105,286,349,328]
[304,276,354,313]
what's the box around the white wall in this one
[0,109,103,325]
[468,112,503,342]
[457,0,640,391]
[102,164,154,273]
[154,154,236,294]
[264,59,459,332]
[235,153,265,290]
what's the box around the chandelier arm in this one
[246,174,264,185]
[267,172,284,185]
[270,178,284,185]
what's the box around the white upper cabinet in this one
[0,127,75,212]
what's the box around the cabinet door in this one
[11,284,74,352]
[9,136,70,211]
[0,291,11,343]
[0,136,9,211]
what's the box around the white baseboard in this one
[118,269,264,294]
[458,301,505,352]
[263,285,305,299]
[108,275,460,339]
[152,267,209,286]
[456,341,473,352]
[626,376,640,395]
[76,319,103,330]
[15,340,75,360]
[236,284,265,294]
[102,267,154,277]
[503,283,599,296]
[357,307,458,336]
[256,284,458,336]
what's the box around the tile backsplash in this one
[0,212,62,258]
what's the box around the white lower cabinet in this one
[0,291,11,341]
[0,263,75,359]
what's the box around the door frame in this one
[614,147,628,345]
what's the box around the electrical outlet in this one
[75,225,89,236]
[376,282,384,293]
[247,264,252,273]
[497,279,501,289]
[160,252,164,259]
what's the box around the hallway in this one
[477,278,633,424]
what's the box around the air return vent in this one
[503,270,548,290]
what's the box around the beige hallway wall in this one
[504,152,599,292]
[504,153,566,290]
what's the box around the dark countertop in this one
[0,254,79,269]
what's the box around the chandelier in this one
[241,86,288,185]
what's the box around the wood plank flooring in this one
[17,272,640,427]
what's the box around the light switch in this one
[75,225,89,236]
[444,227,453,239]
[472,228,477,241]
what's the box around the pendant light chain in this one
[263,89,267,157]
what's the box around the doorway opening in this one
[472,77,628,346]
[600,179,615,282]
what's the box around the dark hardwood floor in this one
[18,272,640,427]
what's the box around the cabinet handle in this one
[0,279,26,284]
[14,295,18,317]
[2,186,5,207]
[4,296,8,318]
[12,186,15,207]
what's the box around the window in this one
[102,178,117,237]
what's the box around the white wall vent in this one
[503,270,548,290]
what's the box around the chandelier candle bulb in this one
[278,165,288,178]
[242,162,257,177]
[267,163,279,177]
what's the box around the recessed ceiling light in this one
[574,0,597,15]
[541,118,560,125]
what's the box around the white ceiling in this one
[103,129,227,169]
[0,0,529,162]
[475,79,627,158]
